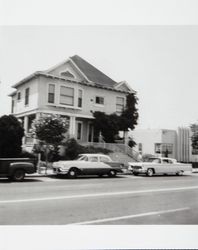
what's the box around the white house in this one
[9,55,135,148]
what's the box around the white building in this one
[129,127,198,162]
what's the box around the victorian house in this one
[9,55,135,149]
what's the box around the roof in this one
[70,55,116,87]
[10,55,135,94]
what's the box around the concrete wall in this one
[130,129,177,159]
[130,129,162,156]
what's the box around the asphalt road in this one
[1,173,198,225]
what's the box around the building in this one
[9,55,135,149]
[130,127,198,162]
[130,128,177,159]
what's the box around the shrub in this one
[60,139,112,160]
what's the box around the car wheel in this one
[68,168,78,178]
[108,170,117,177]
[11,169,25,181]
[176,170,184,176]
[146,168,154,177]
[133,173,139,176]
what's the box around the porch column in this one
[69,116,76,138]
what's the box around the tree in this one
[191,123,198,154]
[119,93,139,131]
[31,114,69,169]
[93,93,139,144]
[0,115,24,157]
[93,112,120,143]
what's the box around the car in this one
[53,154,124,178]
[0,157,37,181]
[128,157,192,177]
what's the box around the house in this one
[9,55,135,149]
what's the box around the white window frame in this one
[77,88,83,109]
[116,96,125,114]
[95,96,105,106]
[47,83,56,104]
[59,85,75,106]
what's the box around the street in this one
[0,173,198,225]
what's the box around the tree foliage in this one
[0,115,24,157]
[93,93,138,143]
[93,112,120,143]
[31,115,69,163]
[191,123,198,152]
[32,114,69,145]
[119,92,139,131]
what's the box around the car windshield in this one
[146,158,161,163]
[76,155,88,161]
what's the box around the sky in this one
[1,25,198,130]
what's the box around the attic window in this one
[61,70,75,79]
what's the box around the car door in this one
[160,159,173,174]
[82,156,101,175]
[99,156,112,174]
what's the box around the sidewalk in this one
[26,168,55,177]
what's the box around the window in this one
[155,143,173,154]
[25,88,29,105]
[78,89,82,108]
[77,122,82,140]
[11,100,14,113]
[100,156,111,163]
[95,96,104,105]
[17,92,21,101]
[162,144,173,154]
[138,143,142,153]
[155,143,161,153]
[116,97,124,114]
[89,156,98,162]
[48,84,55,103]
[60,86,74,106]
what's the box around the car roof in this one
[150,157,176,161]
[79,154,109,157]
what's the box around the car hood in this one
[128,162,157,166]
[53,160,82,167]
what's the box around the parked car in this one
[53,154,124,178]
[0,157,37,181]
[128,157,192,177]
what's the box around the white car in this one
[53,154,124,178]
[128,157,192,176]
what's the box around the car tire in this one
[146,168,154,177]
[108,170,117,177]
[176,170,184,176]
[68,168,78,178]
[11,169,25,181]
[133,173,139,176]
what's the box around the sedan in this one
[53,154,124,178]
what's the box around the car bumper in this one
[132,169,147,174]
[53,168,69,175]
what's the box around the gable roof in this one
[70,55,116,87]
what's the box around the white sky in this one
[1,25,198,130]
